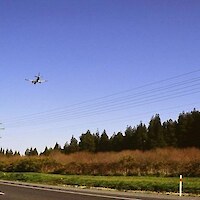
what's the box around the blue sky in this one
[0,0,200,153]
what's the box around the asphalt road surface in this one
[0,181,199,200]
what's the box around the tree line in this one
[1,109,200,156]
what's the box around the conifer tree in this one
[135,122,148,150]
[124,126,136,150]
[79,130,96,152]
[147,114,166,149]
[99,130,110,152]
[163,119,177,147]
[110,132,124,151]
[67,135,79,153]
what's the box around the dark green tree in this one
[189,109,200,148]
[54,142,62,151]
[124,126,136,150]
[135,122,148,150]
[67,135,79,153]
[176,112,189,147]
[110,132,124,151]
[147,114,166,149]
[79,130,96,152]
[93,130,100,152]
[98,130,110,152]
[163,119,177,147]
[176,110,200,148]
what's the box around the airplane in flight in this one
[25,73,47,84]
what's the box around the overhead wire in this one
[7,101,199,132]
[3,68,200,121]
[4,83,200,126]
[4,71,200,128]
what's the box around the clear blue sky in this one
[0,0,200,154]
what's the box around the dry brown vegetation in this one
[0,148,199,177]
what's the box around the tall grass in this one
[0,148,199,177]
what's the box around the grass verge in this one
[0,172,199,195]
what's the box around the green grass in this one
[0,172,199,194]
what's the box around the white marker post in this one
[179,175,183,196]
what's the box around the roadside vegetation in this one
[0,172,199,195]
[0,148,199,177]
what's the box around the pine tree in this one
[79,130,96,152]
[177,110,200,148]
[98,130,110,152]
[67,136,79,153]
[176,112,189,147]
[135,122,148,150]
[190,109,200,148]
[163,119,177,147]
[110,132,124,151]
[124,126,136,150]
[54,143,62,152]
[147,114,166,149]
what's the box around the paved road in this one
[0,181,199,200]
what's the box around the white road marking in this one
[0,192,5,195]
[0,181,141,200]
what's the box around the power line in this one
[4,72,200,128]
[3,68,200,121]
[4,80,200,126]
[6,102,199,132]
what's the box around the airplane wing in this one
[25,78,33,82]
[25,79,37,84]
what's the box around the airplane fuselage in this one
[32,77,40,84]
